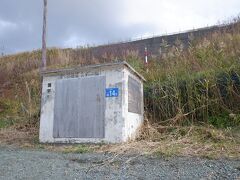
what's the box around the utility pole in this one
[144,47,148,64]
[42,0,47,71]
[144,47,149,73]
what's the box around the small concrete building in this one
[39,61,145,143]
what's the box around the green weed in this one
[63,145,91,154]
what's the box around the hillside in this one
[0,20,240,158]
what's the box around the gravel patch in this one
[0,146,239,180]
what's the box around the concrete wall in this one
[39,64,144,143]
[89,23,237,59]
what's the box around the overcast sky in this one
[0,0,239,54]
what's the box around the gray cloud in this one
[0,0,239,54]
[0,0,156,54]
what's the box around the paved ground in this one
[0,146,239,180]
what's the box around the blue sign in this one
[105,88,119,97]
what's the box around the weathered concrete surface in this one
[0,146,239,180]
[40,62,144,143]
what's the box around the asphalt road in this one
[0,146,239,180]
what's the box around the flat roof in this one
[41,61,146,81]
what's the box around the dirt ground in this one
[0,125,240,179]
[0,145,240,180]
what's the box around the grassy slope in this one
[0,21,239,158]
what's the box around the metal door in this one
[53,76,105,138]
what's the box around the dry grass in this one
[0,125,38,146]
[0,121,239,159]
[95,122,240,159]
